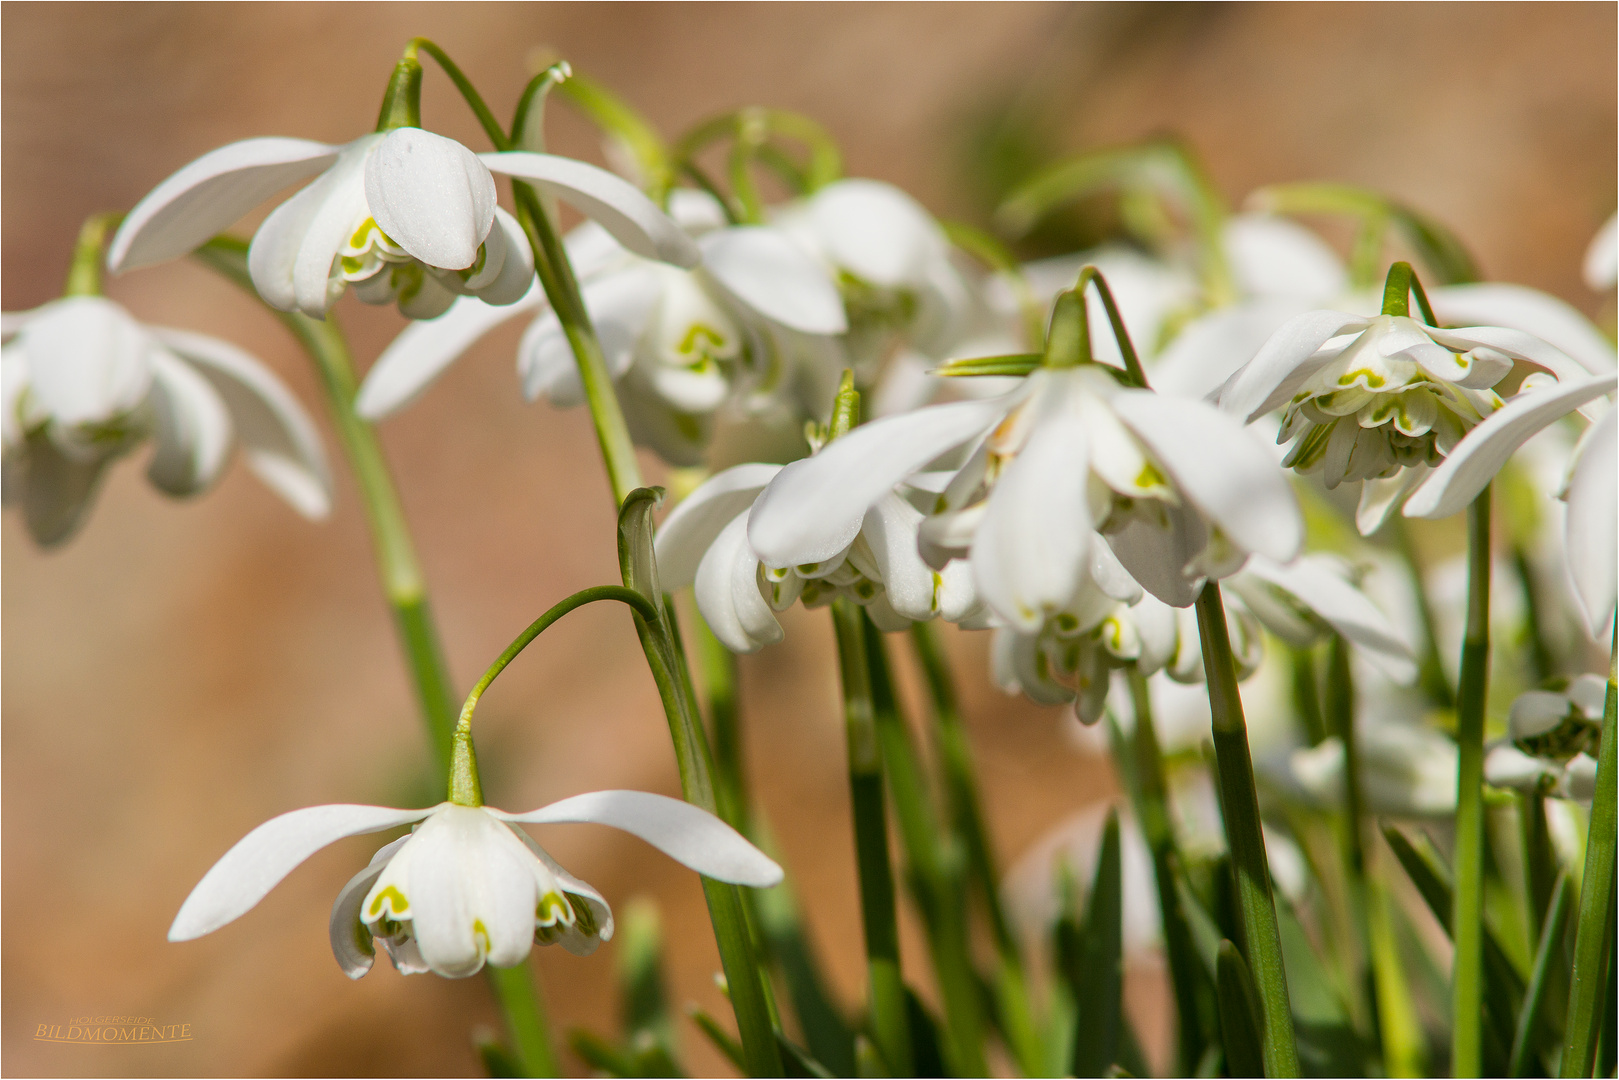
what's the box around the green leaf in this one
[903,987,949,1080]
[567,1029,632,1077]
[475,1033,525,1078]
[778,1032,836,1079]
[1275,889,1373,1077]
[1382,825,1519,1073]
[616,486,666,603]
[1512,872,1573,1077]
[1216,940,1267,1080]
[1071,809,1124,1077]
[687,1005,746,1074]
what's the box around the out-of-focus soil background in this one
[3,3,1613,1075]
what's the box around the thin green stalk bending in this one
[829,599,911,1077]
[1562,638,1618,1078]
[192,236,552,1076]
[1194,583,1300,1077]
[910,622,1041,1076]
[1452,488,1493,1079]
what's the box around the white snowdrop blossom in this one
[169,790,781,980]
[748,356,1302,629]
[356,190,847,466]
[1585,213,1619,291]
[994,553,1414,722]
[1220,309,1592,533]
[108,127,698,322]
[654,458,983,653]
[1,296,330,545]
[1403,370,1616,635]
[1484,675,1609,802]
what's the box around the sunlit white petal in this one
[654,463,783,588]
[699,227,848,335]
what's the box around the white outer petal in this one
[1404,372,1617,520]
[696,512,781,653]
[1425,325,1594,389]
[971,408,1091,630]
[861,493,937,620]
[748,396,1011,567]
[1222,214,1346,300]
[109,137,340,272]
[482,152,699,267]
[366,128,496,270]
[154,328,332,518]
[21,296,155,426]
[169,803,433,941]
[1564,406,1617,637]
[1241,554,1416,684]
[495,790,783,887]
[145,349,233,497]
[1151,297,1314,402]
[1220,309,1370,422]
[807,178,945,288]
[699,227,848,334]
[654,463,783,588]
[357,285,544,419]
[1431,283,1615,375]
[1112,390,1303,563]
[1584,213,1619,291]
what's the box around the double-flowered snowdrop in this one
[653,382,983,653]
[747,282,1303,627]
[1484,675,1610,802]
[1219,298,1598,534]
[356,189,845,466]
[2,296,331,545]
[994,552,1415,723]
[108,119,696,322]
[169,788,781,979]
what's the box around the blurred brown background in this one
[3,3,1613,1076]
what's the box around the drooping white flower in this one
[1286,721,1459,817]
[749,350,1301,624]
[1484,675,1609,802]
[1585,213,1619,292]
[1220,308,1592,534]
[356,191,846,466]
[169,790,781,979]
[653,457,982,653]
[0,296,331,545]
[1403,370,1616,635]
[108,128,697,321]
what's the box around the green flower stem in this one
[910,622,1041,1075]
[1514,872,1572,1078]
[1194,582,1300,1077]
[1325,635,1377,1033]
[1452,488,1493,1079]
[694,610,749,831]
[487,962,559,1078]
[1561,637,1618,1078]
[1393,518,1455,708]
[1366,864,1425,1077]
[64,212,122,297]
[510,183,643,506]
[193,236,554,1077]
[861,617,987,1077]
[829,599,911,1077]
[1125,669,1215,1074]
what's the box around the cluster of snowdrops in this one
[5,43,1615,1080]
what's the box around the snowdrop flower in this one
[1,296,330,545]
[1220,305,1591,534]
[356,190,845,466]
[1404,370,1616,635]
[748,295,1302,620]
[653,450,982,654]
[995,553,1414,722]
[1484,675,1609,802]
[109,125,696,322]
[169,789,781,979]
[1287,721,1458,817]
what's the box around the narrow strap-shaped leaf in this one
[566,1030,635,1077]
[1216,941,1267,1080]
[688,1005,746,1074]
[932,353,1042,379]
[1071,809,1124,1078]
[1562,657,1617,1078]
[1511,873,1572,1077]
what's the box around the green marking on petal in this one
[368,885,409,918]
